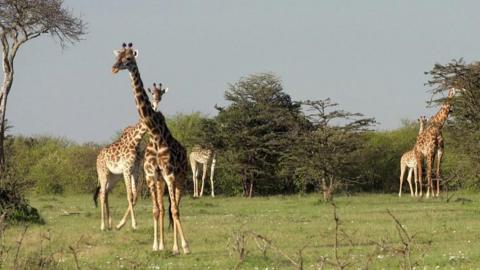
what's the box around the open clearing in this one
[3,192,480,269]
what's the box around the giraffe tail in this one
[93,185,101,208]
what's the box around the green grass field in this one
[3,192,480,269]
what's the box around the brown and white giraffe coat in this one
[112,42,190,254]
[413,88,462,198]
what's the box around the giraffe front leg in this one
[164,174,190,255]
[399,163,405,197]
[416,156,423,197]
[200,164,207,197]
[426,155,433,199]
[210,158,216,197]
[105,192,112,229]
[413,165,418,197]
[100,189,106,231]
[156,177,166,251]
[407,168,414,197]
[435,147,444,197]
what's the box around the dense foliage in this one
[2,71,478,201]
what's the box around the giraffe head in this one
[147,82,169,111]
[418,115,427,133]
[112,42,139,74]
[447,87,466,99]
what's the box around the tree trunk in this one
[248,179,253,198]
[241,170,248,197]
[0,72,12,176]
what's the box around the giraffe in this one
[94,80,168,231]
[95,121,147,231]
[148,82,168,111]
[190,145,217,197]
[112,42,190,254]
[414,87,463,198]
[399,116,427,197]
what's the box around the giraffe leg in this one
[200,163,207,197]
[210,157,216,197]
[435,145,444,197]
[413,164,418,197]
[416,155,423,197]
[399,162,406,197]
[406,168,414,197]
[156,174,166,251]
[426,154,434,198]
[116,171,137,230]
[105,192,112,229]
[144,161,160,251]
[98,173,108,231]
[164,173,190,255]
[190,158,198,197]
[175,182,190,254]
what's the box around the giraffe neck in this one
[429,102,451,129]
[127,63,174,145]
[127,64,159,131]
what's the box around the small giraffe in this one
[399,116,427,197]
[112,42,190,254]
[148,82,168,111]
[95,121,148,231]
[190,145,217,197]
[414,88,463,198]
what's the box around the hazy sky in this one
[6,1,480,143]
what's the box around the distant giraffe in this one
[94,84,169,231]
[148,82,168,111]
[414,88,463,198]
[190,145,216,197]
[112,42,190,254]
[399,116,427,197]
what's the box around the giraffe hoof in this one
[183,247,191,255]
[172,249,180,256]
[152,244,159,251]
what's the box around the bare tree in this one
[0,0,86,173]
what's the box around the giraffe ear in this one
[113,50,121,57]
[133,50,139,58]
[163,87,169,93]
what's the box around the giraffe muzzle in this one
[112,67,120,74]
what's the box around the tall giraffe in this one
[94,85,168,231]
[190,145,217,197]
[414,88,462,198]
[112,42,190,254]
[399,116,427,197]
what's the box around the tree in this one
[215,73,307,197]
[0,0,86,173]
[425,59,480,189]
[281,99,375,201]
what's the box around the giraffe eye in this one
[125,57,131,61]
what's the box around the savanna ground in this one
[2,191,480,269]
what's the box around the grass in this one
[2,192,480,269]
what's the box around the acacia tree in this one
[425,59,480,188]
[215,73,306,197]
[0,0,86,173]
[281,99,375,201]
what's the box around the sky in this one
[5,1,480,143]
